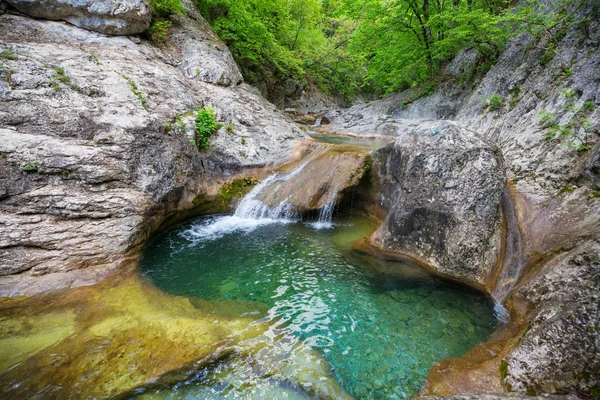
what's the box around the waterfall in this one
[311,117,323,127]
[491,188,526,323]
[182,160,313,241]
[311,193,337,230]
[233,175,297,220]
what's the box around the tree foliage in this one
[193,0,575,99]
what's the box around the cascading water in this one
[183,159,327,241]
[491,188,526,323]
[311,192,337,230]
[311,117,323,127]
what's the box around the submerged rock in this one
[0,275,267,398]
[5,0,152,35]
[369,120,505,287]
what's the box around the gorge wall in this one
[0,0,598,398]
[0,0,303,296]
[321,0,599,396]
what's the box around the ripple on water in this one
[139,215,497,399]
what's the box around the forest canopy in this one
[188,0,582,100]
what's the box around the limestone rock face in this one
[370,121,505,286]
[503,241,600,395]
[169,2,243,86]
[0,13,301,296]
[257,146,370,213]
[5,0,152,35]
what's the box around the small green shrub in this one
[195,107,222,150]
[148,20,173,42]
[537,89,594,151]
[240,136,246,145]
[538,110,557,127]
[0,48,16,60]
[583,101,597,112]
[484,94,504,111]
[149,0,185,18]
[226,123,234,133]
[22,162,38,172]
[539,42,556,66]
[146,0,185,43]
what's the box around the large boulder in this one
[368,120,505,287]
[503,241,600,395]
[5,0,152,35]
[0,13,302,296]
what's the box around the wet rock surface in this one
[369,121,505,286]
[5,0,152,35]
[0,12,302,296]
[257,145,370,213]
[503,241,600,395]
[319,2,600,396]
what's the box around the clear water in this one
[139,215,496,399]
[308,133,392,152]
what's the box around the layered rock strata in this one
[0,9,302,296]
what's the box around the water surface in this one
[309,133,392,152]
[139,215,496,399]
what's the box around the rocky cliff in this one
[0,1,303,296]
[323,0,599,396]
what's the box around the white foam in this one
[181,215,295,242]
[180,160,320,242]
[309,221,334,230]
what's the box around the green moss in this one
[216,178,259,205]
[587,190,600,201]
[120,74,147,110]
[499,359,509,379]
[588,386,600,398]
[556,184,577,196]
[190,178,259,213]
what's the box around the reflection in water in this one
[138,215,497,399]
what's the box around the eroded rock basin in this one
[0,215,497,399]
[135,215,497,399]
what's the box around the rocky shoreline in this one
[0,0,598,398]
